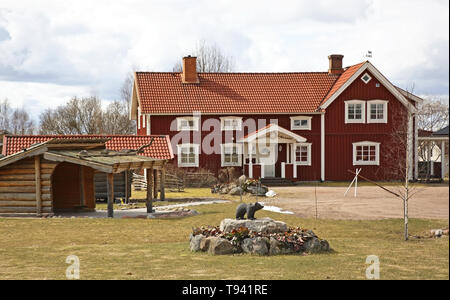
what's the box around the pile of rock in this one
[189,218,330,256]
[211,176,268,196]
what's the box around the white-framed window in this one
[367,100,388,124]
[361,73,372,84]
[177,144,200,167]
[176,116,199,131]
[294,143,312,166]
[345,100,366,124]
[290,116,312,130]
[221,143,242,167]
[352,141,380,166]
[220,117,243,131]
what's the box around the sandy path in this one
[263,185,449,220]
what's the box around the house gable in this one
[320,62,417,113]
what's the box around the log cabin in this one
[0,138,170,217]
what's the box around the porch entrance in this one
[239,124,307,179]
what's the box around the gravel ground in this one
[261,185,449,220]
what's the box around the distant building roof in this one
[433,126,449,136]
[2,135,174,160]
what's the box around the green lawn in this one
[0,202,448,280]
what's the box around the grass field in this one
[0,201,448,280]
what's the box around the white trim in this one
[367,100,388,124]
[176,116,200,131]
[261,163,265,179]
[414,115,419,179]
[396,87,424,103]
[294,143,312,166]
[290,116,312,130]
[239,124,307,143]
[220,116,243,131]
[345,100,366,124]
[352,141,380,166]
[408,113,414,180]
[441,140,446,180]
[361,72,372,84]
[146,115,151,135]
[137,106,141,129]
[176,144,200,167]
[320,62,418,114]
[220,143,243,167]
[321,113,325,181]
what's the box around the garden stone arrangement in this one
[189,218,330,256]
[211,177,269,196]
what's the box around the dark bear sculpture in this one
[235,202,264,220]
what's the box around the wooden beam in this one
[153,168,158,200]
[107,173,114,218]
[160,167,166,201]
[146,166,153,214]
[124,171,130,204]
[35,156,42,216]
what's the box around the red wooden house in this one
[130,55,423,181]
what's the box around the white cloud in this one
[0,0,448,123]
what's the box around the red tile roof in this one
[2,135,174,160]
[135,72,342,114]
[321,62,366,105]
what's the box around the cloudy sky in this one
[0,0,448,120]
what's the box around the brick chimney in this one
[328,54,344,75]
[182,55,199,83]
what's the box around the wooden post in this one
[124,171,130,204]
[146,168,153,213]
[107,173,114,218]
[153,168,158,200]
[79,166,85,206]
[35,156,42,216]
[160,167,166,201]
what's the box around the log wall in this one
[0,156,58,214]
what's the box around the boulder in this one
[246,185,268,196]
[190,234,205,252]
[200,237,212,251]
[208,237,235,255]
[269,237,294,255]
[220,217,288,234]
[229,187,243,196]
[238,175,247,185]
[303,237,330,253]
[242,237,269,255]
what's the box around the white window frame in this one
[352,141,380,166]
[177,144,200,167]
[367,100,388,124]
[345,100,366,124]
[220,116,243,131]
[176,116,200,131]
[361,73,372,84]
[294,143,312,166]
[221,143,243,167]
[290,116,312,130]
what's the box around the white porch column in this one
[293,163,297,179]
[281,162,286,178]
[441,140,446,180]
[407,113,414,180]
[261,163,265,179]
[248,143,253,179]
[320,113,325,181]
[414,115,419,180]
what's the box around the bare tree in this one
[39,96,104,135]
[417,97,449,132]
[173,40,235,72]
[0,98,35,134]
[102,100,135,134]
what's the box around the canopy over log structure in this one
[0,138,169,218]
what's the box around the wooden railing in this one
[132,173,184,192]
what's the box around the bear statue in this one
[235,202,264,220]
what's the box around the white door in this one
[258,144,276,177]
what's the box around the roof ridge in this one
[135,71,339,75]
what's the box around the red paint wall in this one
[324,70,410,181]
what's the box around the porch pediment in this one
[239,124,307,143]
